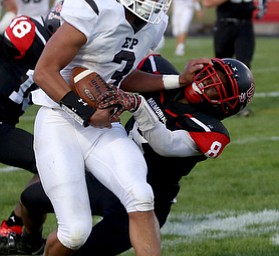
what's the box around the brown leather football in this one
[70,67,111,109]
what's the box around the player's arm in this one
[34,22,112,128]
[130,97,200,157]
[131,97,230,158]
[34,22,84,102]
[120,58,212,93]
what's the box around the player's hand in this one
[97,89,141,118]
[88,107,119,128]
[179,58,213,87]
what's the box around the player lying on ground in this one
[0,54,255,255]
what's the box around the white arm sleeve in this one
[142,123,200,157]
[132,97,201,157]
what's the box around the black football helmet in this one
[184,58,255,119]
[44,0,64,35]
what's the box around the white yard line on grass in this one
[0,166,21,172]
[232,136,279,145]
[255,91,279,97]
[162,209,279,244]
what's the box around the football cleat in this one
[0,220,23,237]
[16,237,45,255]
[0,232,19,255]
[0,231,45,255]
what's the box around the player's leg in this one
[172,2,194,56]
[128,210,160,255]
[0,124,38,243]
[73,173,131,255]
[18,170,131,256]
[235,22,255,68]
[172,3,185,55]
[176,7,194,56]
[15,181,52,254]
[214,22,235,59]
[85,123,161,256]
[234,22,255,117]
[34,107,92,256]
[0,124,37,172]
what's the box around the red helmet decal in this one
[4,16,36,59]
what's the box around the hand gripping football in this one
[70,67,114,109]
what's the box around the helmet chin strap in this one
[184,83,203,104]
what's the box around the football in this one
[70,67,110,109]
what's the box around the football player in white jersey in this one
[16,0,50,24]
[172,0,203,56]
[32,1,212,255]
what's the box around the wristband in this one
[59,91,96,127]
[133,96,159,131]
[162,75,180,90]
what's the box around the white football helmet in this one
[119,0,172,24]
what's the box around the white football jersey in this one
[32,0,168,108]
[16,0,50,24]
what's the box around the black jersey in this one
[216,1,255,20]
[125,54,231,227]
[134,89,230,223]
[135,54,230,160]
[0,58,37,124]
[0,16,50,124]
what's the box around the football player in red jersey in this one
[0,14,50,242]
[13,54,254,255]
[0,4,65,254]
[0,5,64,253]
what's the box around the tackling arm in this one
[132,97,200,157]
[120,58,212,93]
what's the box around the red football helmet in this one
[184,58,255,119]
[3,16,50,68]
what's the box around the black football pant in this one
[213,20,255,68]
[0,123,37,173]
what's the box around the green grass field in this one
[1,35,279,255]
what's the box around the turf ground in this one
[1,35,279,255]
